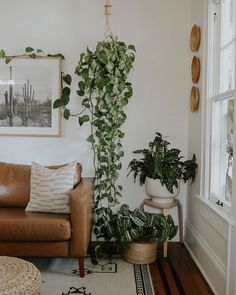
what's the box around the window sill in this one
[195,195,235,226]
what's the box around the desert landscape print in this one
[0,62,52,128]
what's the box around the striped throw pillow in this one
[25,161,77,214]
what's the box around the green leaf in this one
[62,87,71,96]
[83,103,91,109]
[80,53,85,60]
[0,49,6,58]
[100,156,107,162]
[117,163,122,170]
[119,132,125,138]
[125,86,133,98]
[5,57,12,64]
[108,196,113,203]
[61,95,70,106]
[124,230,132,243]
[25,47,34,53]
[133,208,146,221]
[47,53,65,59]
[118,151,124,157]
[53,99,62,109]
[29,53,36,58]
[63,74,72,86]
[82,98,90,108]
[116,191,122,197]
[128,45,136,52]
[87,47,92,54]
[95,77,106,89]
[87,134,95,144]
[36,49,44,54]
[63,109,70,120]
[131,216,144,227]
[120,204,129,212]
[117,185,123,191]
[97,50,108,65]
[130,229,140,240]
[79,115,90,126]
[107,62,114,73]
[91,60,98,73]
[130,53,135,63]
[77,89,85,96]
[115,68,120,77]
[149,215,156,227]
[92,119,101,127]
[81,68,89,79]
[78,81,85,90]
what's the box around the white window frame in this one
[201,0,236,214]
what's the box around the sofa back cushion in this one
[26,161,76,214]
[0,162,82,208]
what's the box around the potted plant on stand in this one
[128,132,198,204]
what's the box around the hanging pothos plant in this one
[54,35,136,239]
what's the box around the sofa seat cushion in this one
[0,208,71,242]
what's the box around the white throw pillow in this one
[25,161,77,214]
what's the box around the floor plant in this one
[109,204,178,248]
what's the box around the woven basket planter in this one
[123,238,158,264]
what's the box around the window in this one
[207,0,236,210]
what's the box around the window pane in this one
[221,0,235,47]
[211,97,234,203]
[220,41,235,92]
[210,0,236,96]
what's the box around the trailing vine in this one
[0,47,64,64]
[54,35,136,239]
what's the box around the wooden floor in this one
[149,243,214,295]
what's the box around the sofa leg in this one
[79,257,84,277]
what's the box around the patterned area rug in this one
[27,258,154,295]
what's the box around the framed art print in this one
[0,57,61,136]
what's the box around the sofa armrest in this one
[70,178,93,257]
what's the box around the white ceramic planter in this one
[145,177,180,204]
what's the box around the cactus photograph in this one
[0,58,61,136]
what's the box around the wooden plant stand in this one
[140,198,183,257]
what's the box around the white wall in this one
[186,1,236,294]
[0,0,190,228]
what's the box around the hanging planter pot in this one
[145,177,180,204]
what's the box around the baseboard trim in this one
[185,221,227,295]
[184,241,218,295]
[187,221,226,275]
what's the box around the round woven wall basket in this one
[191,56,201,84]
[123,238,158,264]
[190,25,201,52]
[190,86,200,112]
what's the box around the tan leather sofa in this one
[0,162,93,277]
